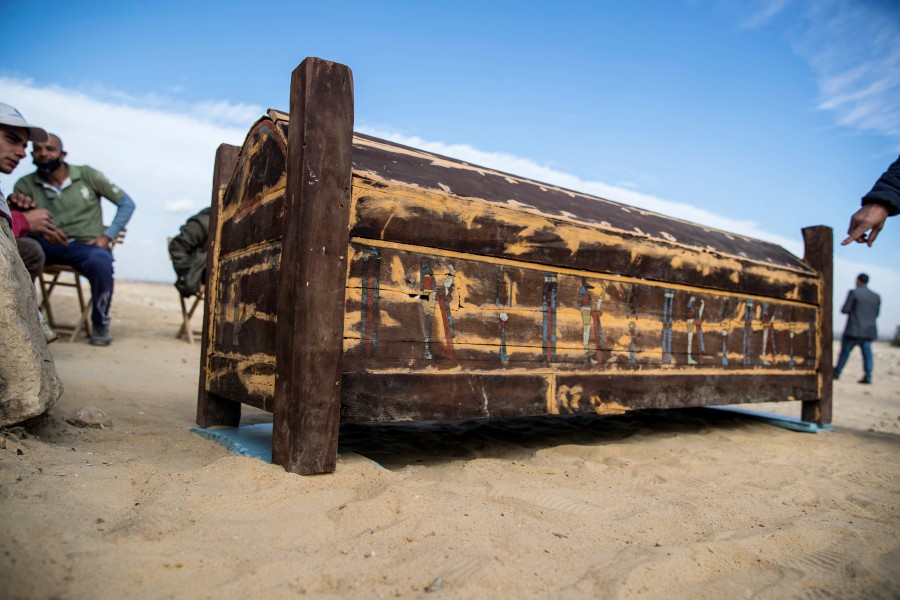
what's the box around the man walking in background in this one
[11,134,135,346]
[834,274,881,384]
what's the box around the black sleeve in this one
[169,217,207,274]
[862,155,900,216]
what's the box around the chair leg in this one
[70,297,93,343]
[188,295,204,343]
[39,271,60,328]
[177,294,204,344]
[177,295,191,343]
[69,274,92,342]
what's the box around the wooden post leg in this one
[197,143,242,428]
[273,57,354,475]
[801,225,833,425]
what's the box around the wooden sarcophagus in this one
[197,58,832,474]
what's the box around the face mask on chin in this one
[35,157,62,174]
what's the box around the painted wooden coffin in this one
[197,58,833,474]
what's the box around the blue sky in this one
[2,0,899,335]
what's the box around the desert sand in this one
[1,280,898,599]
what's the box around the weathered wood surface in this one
[197,143,242,428]
[201,114,824,408]
[350,134,820,303]
[340,373,818,423]
[198,57,832,473]
[342,240,819,373]
[273,58,355,474]
[800,226,833,425]
[200,117,286,419]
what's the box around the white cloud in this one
[731,1,900,145]
[2,79,898,337]
[0,77,249,285]
[163,199,205,213]
[614,180,641,190]
[738,0,795,29]
[803,7,900,141]
[192,100,267,129]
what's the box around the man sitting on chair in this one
[10,134,136,346]
[169,207,210,298]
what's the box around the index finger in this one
[841,225,868,245]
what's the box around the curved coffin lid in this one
[260,109,818,302]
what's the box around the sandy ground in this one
[1,281,898,599]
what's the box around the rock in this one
[0,222,64,427]
[425,577,443,593]
[66,406,113,429]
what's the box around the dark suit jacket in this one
[841,285,881,340]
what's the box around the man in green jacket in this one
[12,134,136,345]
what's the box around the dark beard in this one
[35,157,62,173]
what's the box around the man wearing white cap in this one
[0,103,66,279]
[0,102,63,427]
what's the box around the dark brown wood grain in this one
[273,58,355,475]
[197,57,834,474]
[210,243,281,359]
[340,373,550,422]
[338,372,816,424]
[554,373,819,411]
[349,187,819,303]
[218,120,287,256]
[206,355,274,412]
[197,143,242,428]
[348,139,820,302]
[801,226,833,425]
[342,241,819,373]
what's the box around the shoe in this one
[858,378,871,385]
[832,372,840,381]
[37,310,58,344]
[90,325,112,346]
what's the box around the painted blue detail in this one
[192,424,275,462]
[742,299,754,366]
[550,285,557,350]
[191,425,375,466]
[707,406,835,433]
[661,290,674,363]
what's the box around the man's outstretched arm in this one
[843,156,900,246]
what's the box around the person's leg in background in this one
[37,238,115,345]
[66,243,114,345]
[833,336,860,380]
[15,236,44,280]
[859,340,874,384]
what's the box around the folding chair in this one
[167,237,205,343]
[176,284,205,344]
[39,264,93,342]
[38,230,125,342]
